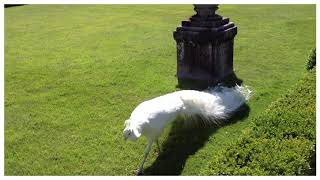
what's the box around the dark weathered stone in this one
[173,4,237,89]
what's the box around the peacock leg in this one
[136,139,153,175]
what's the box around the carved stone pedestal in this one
[173,4,237,89]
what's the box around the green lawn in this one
[5,5,316,175]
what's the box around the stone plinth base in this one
[173,4,237,89]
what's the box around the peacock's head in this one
[123,119,141,141]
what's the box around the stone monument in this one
[173,4,237,89]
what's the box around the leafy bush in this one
[306,48,316,70]
[200,69,316,175]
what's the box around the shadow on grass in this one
[4,4,26,8]
[143,103,250,175]
[141,72,249,175]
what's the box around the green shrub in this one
[306,48,316,70]
[200,69,316,175]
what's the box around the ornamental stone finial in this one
[194,4,219,17]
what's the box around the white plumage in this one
[123,85,251,175]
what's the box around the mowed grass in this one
[4,5,315,175]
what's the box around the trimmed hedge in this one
[306,48,316,70]
[200,69,316,175]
